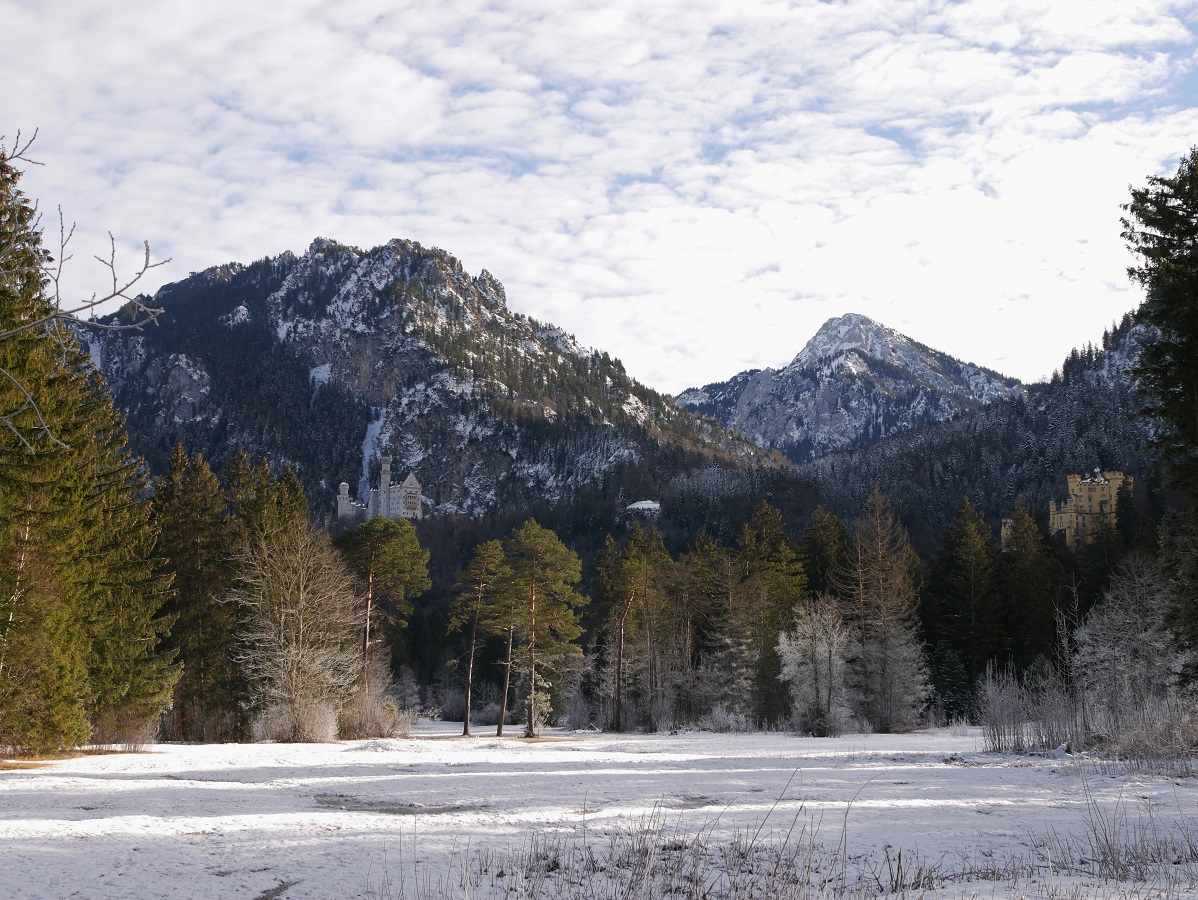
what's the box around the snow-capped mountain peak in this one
[677,314,1024,464]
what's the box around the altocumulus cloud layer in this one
[6,0,1198,391]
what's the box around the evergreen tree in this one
[844,488,928,732]
[502,520,585,737]
[448,539,509,736]
[681,532,751,716]
[999,501,1061,673]
[597,527,673,731]
[69,373,179,743]
[0,146,177,751]
[335,516,431,688]
[153,445,242,740]
[799,507,851,598]
[926,498,1006,689]
[1123,147,1198,502]
[736,502,807,725]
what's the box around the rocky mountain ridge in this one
[88,237,758,519]
[676,313,1025,463]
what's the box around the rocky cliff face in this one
[87,238,756,518]
[676,313,1025,463]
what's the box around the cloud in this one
[5,0,1197,392]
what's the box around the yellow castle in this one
[1048,468,1131,549]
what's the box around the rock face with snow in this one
[87,238,753,518]
[676,313,1024,463]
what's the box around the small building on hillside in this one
[1049,468,1131,549]
[336,456,422,526]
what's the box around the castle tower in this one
[399,472,422,521]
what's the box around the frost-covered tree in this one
[844,488,929,732]
[778,593,849,736]
[1073,554,1179,741]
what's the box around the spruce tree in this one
[0,146,177,751]
[999,501,1061,673]
[1122,147,1198,502]
[153,445,242,740]
[845,488,928,732]
[736,502,807,726]
[927,498,1006,689]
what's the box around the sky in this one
[5,1,1198,394]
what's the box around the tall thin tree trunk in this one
[363,555,375,691]
[614,614,626,731]
[497,626,514,737]
[463,606,478,737]
[525,581,538,738]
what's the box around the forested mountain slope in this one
[662,316,1155,551]
[86,238,761,518]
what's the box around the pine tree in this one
[67,371,178,744]
[502,520,585,737]
[1123,147,1198,502]
[999,501,1061,673]
[448,539,509,736]
[736,502,807,725]
[926,498,1006,689]
[680,532,751,717]
[799,507,851,598]
[335,516,430,689]
[597,527,673,731]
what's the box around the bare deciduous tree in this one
[1074,554,1179,743]
[228,521,362,742]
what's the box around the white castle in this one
[336,456,422,525]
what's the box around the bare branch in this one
[1,129,167,453]
[0,221,170,343]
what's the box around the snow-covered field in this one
[3,724,1197,899]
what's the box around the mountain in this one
[800,315,1157,551]
[661,314,1155,554]
[85,238,760,519]
[676,313,1025,463]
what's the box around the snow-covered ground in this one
[3,724,1196,899]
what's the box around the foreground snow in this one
[3,724,1196,899]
